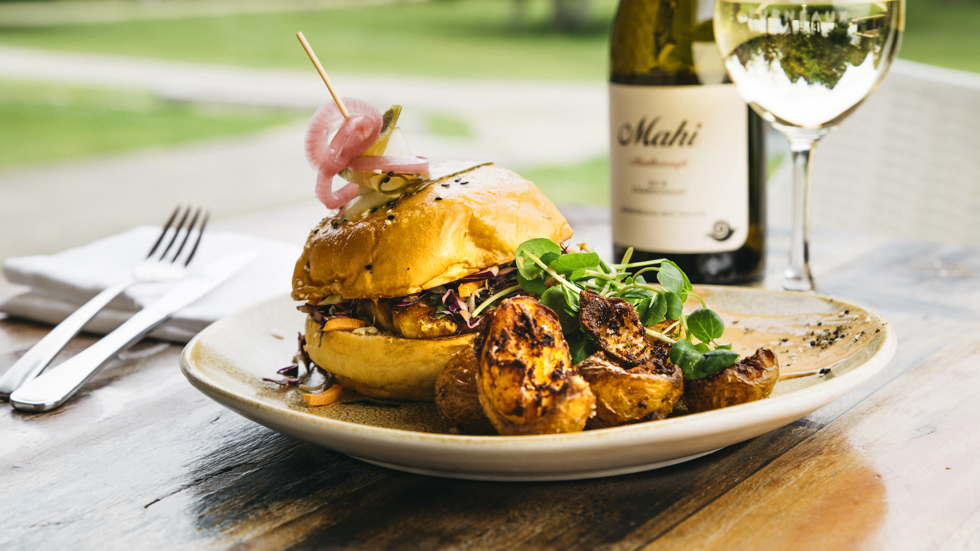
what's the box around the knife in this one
[9,252,256,413]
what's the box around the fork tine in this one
[158,207,191,261]
[170,207,201,264]
[183,210,209,267]
[147,206,181,259]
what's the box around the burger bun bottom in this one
[304,317,476,401]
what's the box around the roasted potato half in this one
[578,352,684,429]
[477,296,595,435]
[434,347,496,435]
[579,289,653,367]
[644,319,680,362]
[683,348,780,413]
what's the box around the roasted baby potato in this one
[434,347,496,435]
[683,348,780,413]
[477,296,595,435]
[644,319,680,362]
[579,289,653,366]
[392,299,458,338]
[578,352,684,429]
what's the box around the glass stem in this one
[784,137,817,292]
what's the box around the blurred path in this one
[0,46,606,169]
[0,46,607,260]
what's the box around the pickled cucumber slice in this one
[363,105,403,156]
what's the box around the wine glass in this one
[714,0,905,291]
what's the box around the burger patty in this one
[357,298,471,339]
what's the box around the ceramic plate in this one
[180,286,896,481]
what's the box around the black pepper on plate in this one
[441,183,450,188]
[387,215,395,220]
[460,181,469,185]
[365,265,372,270]
[435,197,443,201]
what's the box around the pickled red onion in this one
[305,97,382,209]
[315,171,359,211]
[305,97,382,172]
[348,155,429,175]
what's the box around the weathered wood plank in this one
[2,213,979,551]
[643,324,980,550]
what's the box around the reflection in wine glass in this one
[715,0,904,291]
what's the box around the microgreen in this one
[657,260,689,298]
[515,238,561,280]
[567,332,598,365]
[512,238,739,379]
[548,251,600,281]
[517,271,547,296]
[687,309,725,343]
[668,341,740,380]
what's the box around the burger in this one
[291,162,573,401]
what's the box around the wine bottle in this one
[609,0,766,284]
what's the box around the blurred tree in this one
[551,0,593,31]
[510,0,595,32]
[510,0,530,29]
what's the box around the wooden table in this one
[3,206,980,550]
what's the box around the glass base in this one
[782,266,814,292]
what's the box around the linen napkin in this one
[0,226,302,343]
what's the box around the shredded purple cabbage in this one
[297,332,312,370]
[393,294,423,308]
[441,289,465,313]
[457,266,516,284]
[264,333,334,390]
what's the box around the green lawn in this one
[900,0,980,74]
[0,0,619,81]
[0,80,299,170]
[521,156,609,206]
[0,0,975,78]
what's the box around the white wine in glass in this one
[714,0,904,290]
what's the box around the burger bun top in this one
[291,163,573,300]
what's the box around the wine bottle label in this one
[609,83,749,253]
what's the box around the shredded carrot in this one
[303,384,343,406]
[458,280,482,298]
[321,317,366,332]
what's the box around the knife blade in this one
[9,252,256,412]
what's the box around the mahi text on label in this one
[617,118,701,148]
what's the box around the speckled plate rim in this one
[180,287,897,481]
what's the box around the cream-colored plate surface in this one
[180,287,896,481]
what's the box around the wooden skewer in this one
[296,31,350,119]
[779,367,832,381]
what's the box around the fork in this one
[0,206,209,400]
